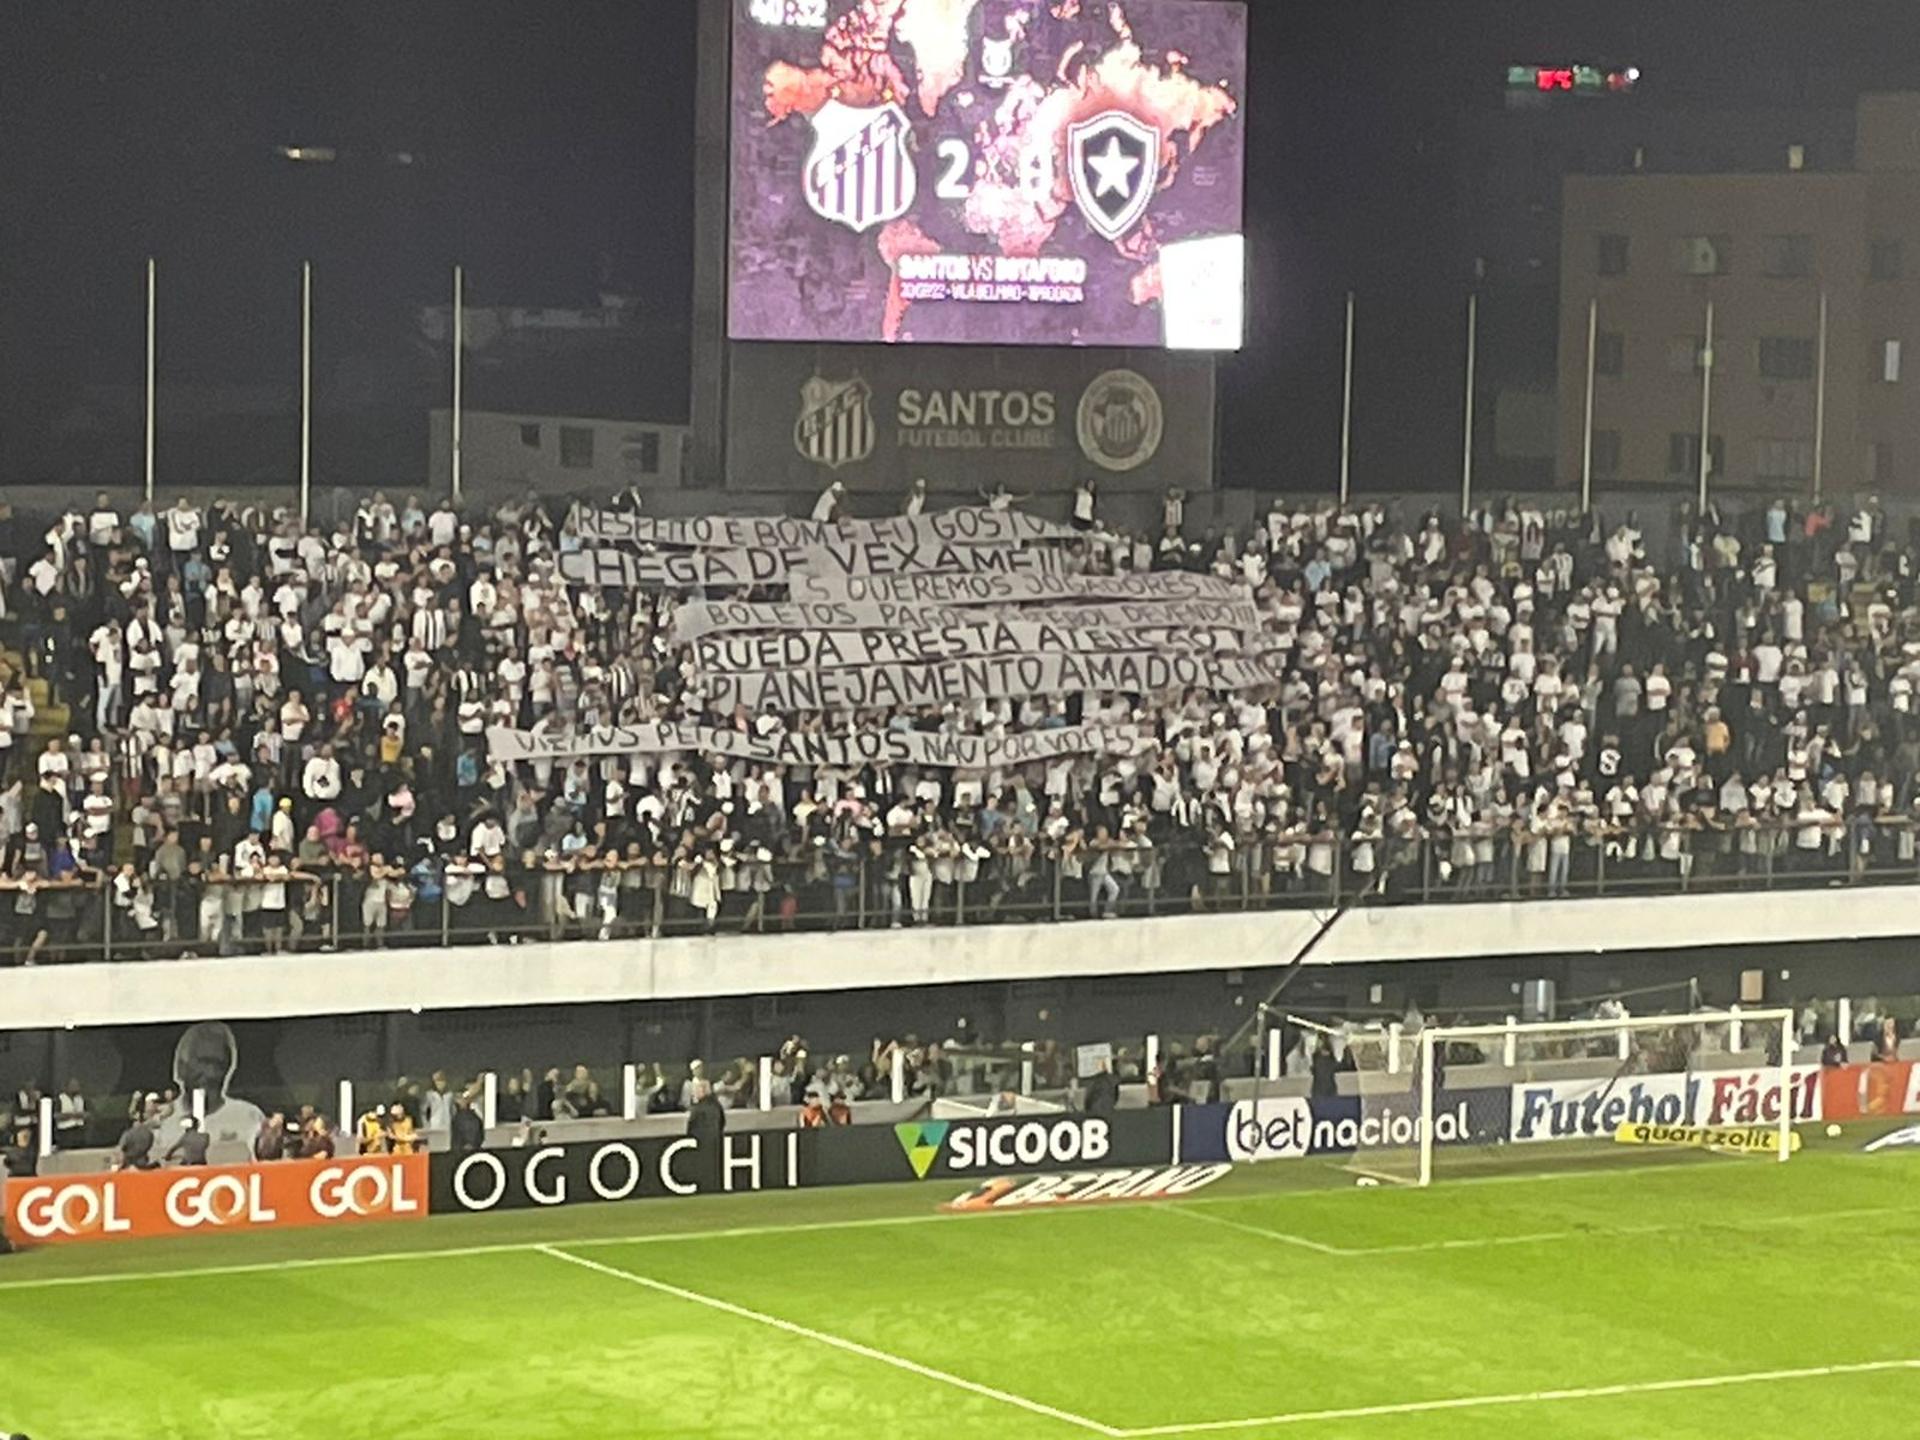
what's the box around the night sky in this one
[0,0,1910,490]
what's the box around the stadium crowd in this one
[2,483,1920,964]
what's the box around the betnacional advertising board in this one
[726,342,1214,491]
[730,0,1248,349]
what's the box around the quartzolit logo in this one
[893,1117,1111,1179]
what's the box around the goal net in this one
[1335,1009,1802,1187]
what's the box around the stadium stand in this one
[1,487,1917,968]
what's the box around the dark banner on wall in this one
[432,1132,809,1214]
[814,1109,1174,1187]
[726,343,1215,494]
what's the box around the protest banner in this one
[571,506,1078,550]
[797,540,1066,579]
[691,622,1248,672]
[699,652,1282,713]
[787,570,1250,607]
[557,547,800,590]
[667,597,1264,644]
[487,721,1154,770]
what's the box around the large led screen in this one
[729,0,1248,349]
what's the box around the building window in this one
[1596,233,1630,276]
[519,423,542,448]
[1786,144,1807,172]
[1884,340,1903,384]
[1668,432,1725,480]
[1667,336,1708,374]
[1758,337,1816,381]
[1595,332,1625,377]
[1870,240,1903,281]
[1754,438,1814,484]
[1591,430,1622,478]
[1760,234,1813,278]
[559,425,595,470]
[624,430,663,476]
[1672,235,1732,276]
[1870,442,1896,486]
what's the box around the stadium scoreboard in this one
[728,0,1248,350]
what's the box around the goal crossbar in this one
[1431,1008,1792,1042]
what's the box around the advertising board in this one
[3,1154,427,1247]
[1819,1061,1920,1122]
[1178,1092,1510,1164]
[432,1133,807,1214]
[814,1109,1173,1186]
[726,342,1216,493]
[1508,1066,1822,1144]
[730,0,1248,348]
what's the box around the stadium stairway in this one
[0,644,72,781]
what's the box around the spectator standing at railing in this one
[53,1079,88,1150]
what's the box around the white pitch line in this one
[1112,1358,1920,1436]
[0,1208,1019,1294]
[2,1166,1910,1296]
[536,1244,1122,1437]
[1182,1200,1918,1259]
[1156,1202,1348,1254]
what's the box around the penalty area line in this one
[1112,1357,1920,1436]
[534,1244,1124,1437]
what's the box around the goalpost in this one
[1342,1008,1799,1188]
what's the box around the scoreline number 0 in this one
[934,138,1053,203]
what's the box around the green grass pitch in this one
[4,1135,1916,1438]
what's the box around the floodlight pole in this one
[451,263,465,505]
[1338,291,1356,505]
[1813,289,1829,502]
[144,257,157,503]
[1698,298,1716,512]
[1460,291,1478,516]
[1580,297,1598,513]
[300,261,313,528]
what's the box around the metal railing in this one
[0,817,1914,967]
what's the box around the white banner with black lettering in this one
[700,652,1282,713]
[693,621,1248,672]
[572,506,1078,550]
[797,539,1066,579]
[488,721,1153,770]
[668,597,1264,644]
[557,547,799,590]
[559,540,1067,590]
[787,570,1250,607]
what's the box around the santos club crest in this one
[1068,110,1160,242]
[805,100,917,234]
[794,374,876,471]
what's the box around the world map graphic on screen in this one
[730,0,1248,350]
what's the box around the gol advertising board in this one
[729,0,1248,349]
[3,1154,427,1247]
[727,343,1215,492]
[813,1109,1173,1187]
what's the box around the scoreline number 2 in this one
[933,138,1054,203]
